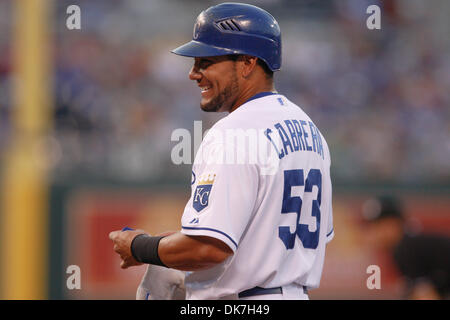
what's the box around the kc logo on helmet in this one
[193,174,215,212]
[193,20,201,40]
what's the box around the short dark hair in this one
[227,55,273,79]
[256,58,274,79]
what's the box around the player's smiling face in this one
[189,56,240,112]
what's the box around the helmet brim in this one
[171,40,241,58]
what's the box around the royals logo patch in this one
[193,174,215,212]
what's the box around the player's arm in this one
[158,232,233,270]
[109,230,233,271]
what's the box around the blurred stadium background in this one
[0,0,449,299]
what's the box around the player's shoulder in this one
[215,93,298,126]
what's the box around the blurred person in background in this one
[361,195,450,299]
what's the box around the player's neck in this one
[230,82,276,113]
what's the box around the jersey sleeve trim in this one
[181,226,238,251]
[326,228,334,243]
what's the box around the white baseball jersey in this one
[181,92,334,299]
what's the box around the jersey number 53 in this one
[279,169,322,250]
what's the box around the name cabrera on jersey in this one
[181,93,334,300]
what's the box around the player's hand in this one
[109,229,147,269]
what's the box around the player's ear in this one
[240,55,258,78]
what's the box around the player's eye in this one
[198,59,213,69]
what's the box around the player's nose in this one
[189,66,202,81]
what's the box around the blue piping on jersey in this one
[244,91,278,104]
[326,228,334,238]
[182,226,238,249]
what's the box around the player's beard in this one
[200,66,239,113]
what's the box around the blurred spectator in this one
[361,195,450,299]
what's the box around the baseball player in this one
[109,2,334,300]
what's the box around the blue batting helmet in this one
[171,2,282,71]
